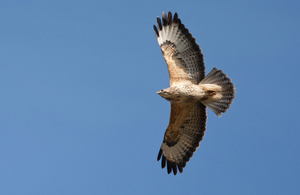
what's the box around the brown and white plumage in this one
[154,12,235,175]
[154,12,205,85]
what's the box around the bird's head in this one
[157,88,173,100]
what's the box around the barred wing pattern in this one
[157,102,207,175]
[154,12,205,85]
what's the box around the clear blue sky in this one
[1,1,299,194]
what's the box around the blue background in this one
[1,1,299,194]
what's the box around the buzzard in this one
[154,12,235,175]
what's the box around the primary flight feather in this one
[154,12,235,175]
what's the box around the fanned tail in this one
[200,67,235,116]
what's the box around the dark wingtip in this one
[157,149,185,175]
[162,12,168,26]
[166,160,179,175]
[173,12,178,22]
[182,161,186,168]
[157,17,162,31]
[153,25,159,37]
[157,148,163,161]
[178,165,183,173]
[161,155,166,169]
[172,162,178,175]
[162,17,168,26]
[167,160,172,174]
[167,12,172,23]
[162,12,167,20]
[177,18,182,27]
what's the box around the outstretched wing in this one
[157,102,207,175]
[154,12,205,85]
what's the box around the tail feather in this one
[200,67,235,117]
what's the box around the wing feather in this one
[154,12,205,85]
[157,102,207,175]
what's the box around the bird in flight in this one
[154,12,235,175]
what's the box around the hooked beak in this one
[157,89,163,94]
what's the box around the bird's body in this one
[157,83,222,103]
[153,12,235,175]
